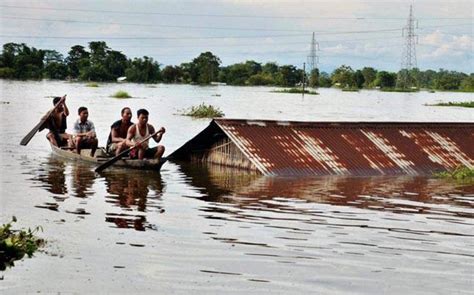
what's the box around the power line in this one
[1,4,472,20]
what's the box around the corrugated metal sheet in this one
[170,119,474,176]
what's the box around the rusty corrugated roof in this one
[170,119,474,176]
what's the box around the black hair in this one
[137,109,149,117]
[53,97,62,105]
[78,106,88,115]
[121,107,132,115]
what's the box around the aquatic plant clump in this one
[0,217,44,270]
[434,166,474,181]
[273,88,319,95]
[180,103,224,118]
[427,101,474,108]
[111,90,132,98]
[86,82,99,87]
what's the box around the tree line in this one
[0,41,472,91]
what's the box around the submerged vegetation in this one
[111,90,131,98]
[0,42,472,92]
[86,82,99,87]
[426,101,474,108]
[180,103,224,118]
[0,217,44,270]
[434,166,474,181]
[273,88,319,95]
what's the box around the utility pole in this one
[400,5,418,88]
[302,62,306,99]
[307,32,319,74]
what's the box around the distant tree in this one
[375,71,397,88]
[319,71,332,87]
[0,43,44,79]
[331,65,355,88]
[460,74,474,92]
[43,50,67,80]
[191,52,221,84]
[354,70,365,89]
[65,45,90,79]
[275,65,300,86]
[125,56,161,83]
[262,62,279,75]
[361,67,377,88]
[162,65,183,83]
[432,69,467,90]
[247,73,274,85]
[309,68,319,87]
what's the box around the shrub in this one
[111,90,131,98]
[180,103,224,118]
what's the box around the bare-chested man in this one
[106,107,133,156]
[126,108,165,160]
[44,96,72,147]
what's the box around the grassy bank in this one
[380,88,419,92]
[434,166,474,181]
[180,103,224,118]
[1,217,44,270]
[273,88,319,95]
[426,101,474,108]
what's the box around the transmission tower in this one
[307,32,319,73]
[401,5,418,83]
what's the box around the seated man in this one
[126,109,165,160]
[107,107,133,156]
[43,96,72,147]
[73,106,98,157]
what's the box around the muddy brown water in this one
[0,80,473,294]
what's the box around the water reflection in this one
[71,163,95,199]
[179,162,474,217]
[34,156,68,195]
[102,170,165,231]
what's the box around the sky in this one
[0,0,472,73]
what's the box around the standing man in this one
[73,106,98,157]
[107,107,133,156]
[126,109,165,160]
[43,96,72,147]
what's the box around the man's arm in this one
[111,127,123,143]
[87,121,96,137]
[149,125,165,143]
[125,125,136,147]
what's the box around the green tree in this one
[375,71,397,88]
[460,74,474,92]
[275,65,301,86]
[162,65,183,83]
[125,56,161,83]
[354,70,365,89]
[309,68,319,87]
[43,50,67,80]
[319,71,332,87]
[191,52,221,84]
[331,65,355,88]
[361,67,377,88]
[65,45,90,79]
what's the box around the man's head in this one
[53,97,64,112]
[137,109,149,125]
[121,107,132,122]
[78,106,88,122]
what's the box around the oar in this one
[95,131,159,173]
[20,95,66,146]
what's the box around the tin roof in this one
[169,119,474,176]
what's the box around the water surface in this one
[0,80,473,294]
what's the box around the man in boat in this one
[126,108,165,160]
[72,106,98,157]
[42,96,72,147]
[106,107,133,156]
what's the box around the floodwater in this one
[0,80,473,294]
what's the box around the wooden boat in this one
[50,144,167,171]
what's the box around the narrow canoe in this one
[50,144,167,171]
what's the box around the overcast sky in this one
[1,0,472,72]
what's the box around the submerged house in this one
[168,119,474,177]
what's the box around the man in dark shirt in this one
[44,96,72,147]
[107,107,133,156]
